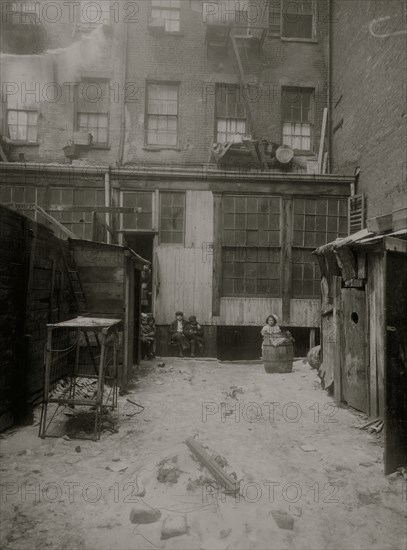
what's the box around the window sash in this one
[291,248,320,298]
[159,192,185,244]
[151,0,180,32]
[122,192,154,230]
[146,84,179,146]
[222,246,281,297]
[281,87,314,150]
[216,118,246,143]
[282,0,315,39]
[77,112,109,144]
[7,110,38,142]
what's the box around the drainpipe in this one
[105,168,111,244]
[118,19,129,166]
[327,0,332,173]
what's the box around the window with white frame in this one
[215,84,247,143]
[281,87,313,151]
[151,0,181,32]
[7,110,38,142]
[146,83,179,146]
[282,0,315,39]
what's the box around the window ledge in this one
[293,150,316,156]
[281,37,318,44]
[143,146,181,152]
[9,141,39,147]
[148,30,185,37]
[91,144,111,150]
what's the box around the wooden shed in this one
[69,239,148,386]
[314,229,407,474]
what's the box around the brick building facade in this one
[330,0,406,220]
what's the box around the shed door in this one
[341,288,368,412]
[385,252,407,474]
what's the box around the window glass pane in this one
[159,192,185,244]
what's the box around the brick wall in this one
[1,0,329,171]
[330,0,407,219]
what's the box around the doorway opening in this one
[125,233,155,314]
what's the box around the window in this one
[1,186,37,220]
[282,87,313,151]
[215,84,247,143]
[49,187,105,240]
[76,80,109,144]
[282,0,315,39]
[222,196,281,297]
[159,192,185,244]
[78,113,108,144]
[151,0,180,32]
[7,110,38,142]
[146,83,179,146]
[122,192,153,230]
[292,197,348,298]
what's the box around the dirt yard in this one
[0,358,405,550]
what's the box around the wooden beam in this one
[281,197,293,325]
[318,107,328,174]
[48,205,142,213]
[384,236,407,254]
[332,276,343,403]
[212,194,222,317]
[34,206,77,239]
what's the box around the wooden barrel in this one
[263,341,294,373]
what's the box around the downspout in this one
[327,0,332,173]
[105,167,111,244]
[118,19,129,166]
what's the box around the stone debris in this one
[106,463,128,473]
[300,444,317,452]
[129,506,161,524]
[157,456,182,484]
[161,514,188,539]
[288,505,302,518]
[271,509,294,530]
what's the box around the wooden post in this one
[212,194,222,317]
[281,197,293,325]
[39,326,53,438]
[105,171,111,244]
[332,276,342,403]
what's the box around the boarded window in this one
[122,192,153,230]
[282,87,313,151]
[7,110,38,142]
[76,80,110,144]
[216,84,247,143]
[159,192,185,244]
[282,0,315,39]
[151,0,181,32]
[146,83,179,146]
[292,197,348,298]
[222,196,281,297]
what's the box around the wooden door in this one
[384,251,407,474]
[341,288,368,412]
